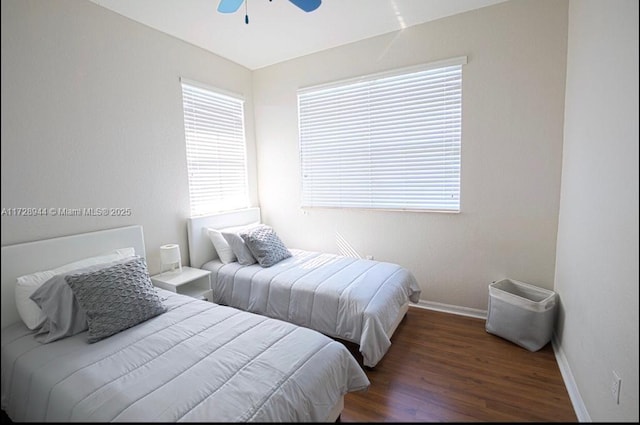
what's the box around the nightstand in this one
[151,266,213,301]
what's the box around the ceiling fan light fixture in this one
[217,0,322,24]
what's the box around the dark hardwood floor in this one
[340,306,577,422]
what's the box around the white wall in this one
[2,0,638,421]
[0,0,258,274]
[555,0,639,421]
[253,0,568,311]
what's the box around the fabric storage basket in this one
[485,279,557,352]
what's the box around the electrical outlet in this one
[611,371,622,404]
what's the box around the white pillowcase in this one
[220,223,260,266]
[206,228,236,264]
[15,247,136,330]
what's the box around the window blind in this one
[298,57,465,212]
[181,79,249,216]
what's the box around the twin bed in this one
[1,225,369,422]
[187,208,421,368]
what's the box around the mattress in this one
[203,249,421,367]
[1,290,369,422]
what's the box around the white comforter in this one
[205,250,421,367]
[1,290,369,422]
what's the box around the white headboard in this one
[187,207,261,269]
[1,225,145,329]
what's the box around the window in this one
[298,56,466,212]
[181,78,249,216]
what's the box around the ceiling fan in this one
[218,0,322,24]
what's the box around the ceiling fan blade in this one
[288,0,322,13]
[217,0,244,13]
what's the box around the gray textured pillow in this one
[241,225,292,267]
[65,256,167,343]
[29,256,135,343]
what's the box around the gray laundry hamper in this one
[485,279,557,351]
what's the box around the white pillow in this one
[220,223,260,266]
[15,247,136,330]
[207,228,236,264]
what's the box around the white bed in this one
[187,209,421,368]
[1,225,369,422]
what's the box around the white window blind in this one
[298,57,465,212]
[181,79,249,216]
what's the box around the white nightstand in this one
[151,266,213,301]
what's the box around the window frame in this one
[180,78,250,217]
[297,56,466,213]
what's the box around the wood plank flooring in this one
[340,306,577,422]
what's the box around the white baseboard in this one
[413,299,487,319]
[552,335,590,422]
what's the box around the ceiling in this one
[89,0,507,70]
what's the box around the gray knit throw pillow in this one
[65,256,167,343]
[241,225,292,267]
